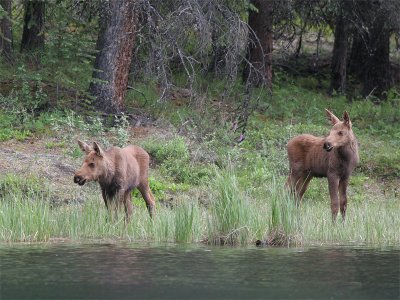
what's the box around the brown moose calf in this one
[74,140,155,221]
[286,109,359,221]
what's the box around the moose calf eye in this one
[338,131,343,136]
[88,163,95,168]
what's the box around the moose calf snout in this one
[323,142,333,152]
[73,175,86,186]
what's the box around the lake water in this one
[0,243,399,299]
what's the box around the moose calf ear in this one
[325,109,340,125]
[343,111,351,128]
[93,142,104,157]
[77,140,91,154]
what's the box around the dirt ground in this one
[0,138,95,204]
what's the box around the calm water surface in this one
[0,243,399,299]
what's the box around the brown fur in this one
[74,140,155,221]
[286,109,359,221]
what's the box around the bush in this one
[0,174,51,201]
[142,137,212,184]
[142,136,190,163]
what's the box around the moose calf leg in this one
[339,179,348,222]
[123,191,133,223]
[298,175,312,200]
[285,176,296,197]
[286,172,303,203]
[101,189,109,210]
[328,175,340,221]
[101,190,112,222]
[138,183,156,218]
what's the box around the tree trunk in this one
[0,0,13,63]
[20,0,45,52]
[329,6,348,94]
[243,0,273,89]
[361,14,390,100]
[347,1,391,100]
[348,29,367,78]
[89,0,137,114]
[208,27,227,75]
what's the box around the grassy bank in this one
[0,164,398,246]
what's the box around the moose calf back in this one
[287,134,329,178]
[113,145,150,189]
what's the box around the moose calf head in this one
[323,109,353,152]
[73,140,107,186]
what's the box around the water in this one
[0,243,399,300]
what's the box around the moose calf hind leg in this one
[286,172,304,204]
[138,184,155,218]
[123,191,133,223]
[298,175,312,200]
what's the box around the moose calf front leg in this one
[101,189,112,222]
[339,179,349,222]
[327,175,340,222]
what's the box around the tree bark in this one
[0,0,13,63]
[243,0,273,89]
[20,0,45,52]
[89,0,137,114]
[329,5,348,94]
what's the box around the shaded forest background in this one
[1,0,399,121]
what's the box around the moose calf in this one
[74,140,155,221]
[286,109,359,221]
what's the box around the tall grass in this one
[301,199,400,245]
[174,199,201,243]
[0,173,398,246]
[208,165,251,245]
[268,178,302,246]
